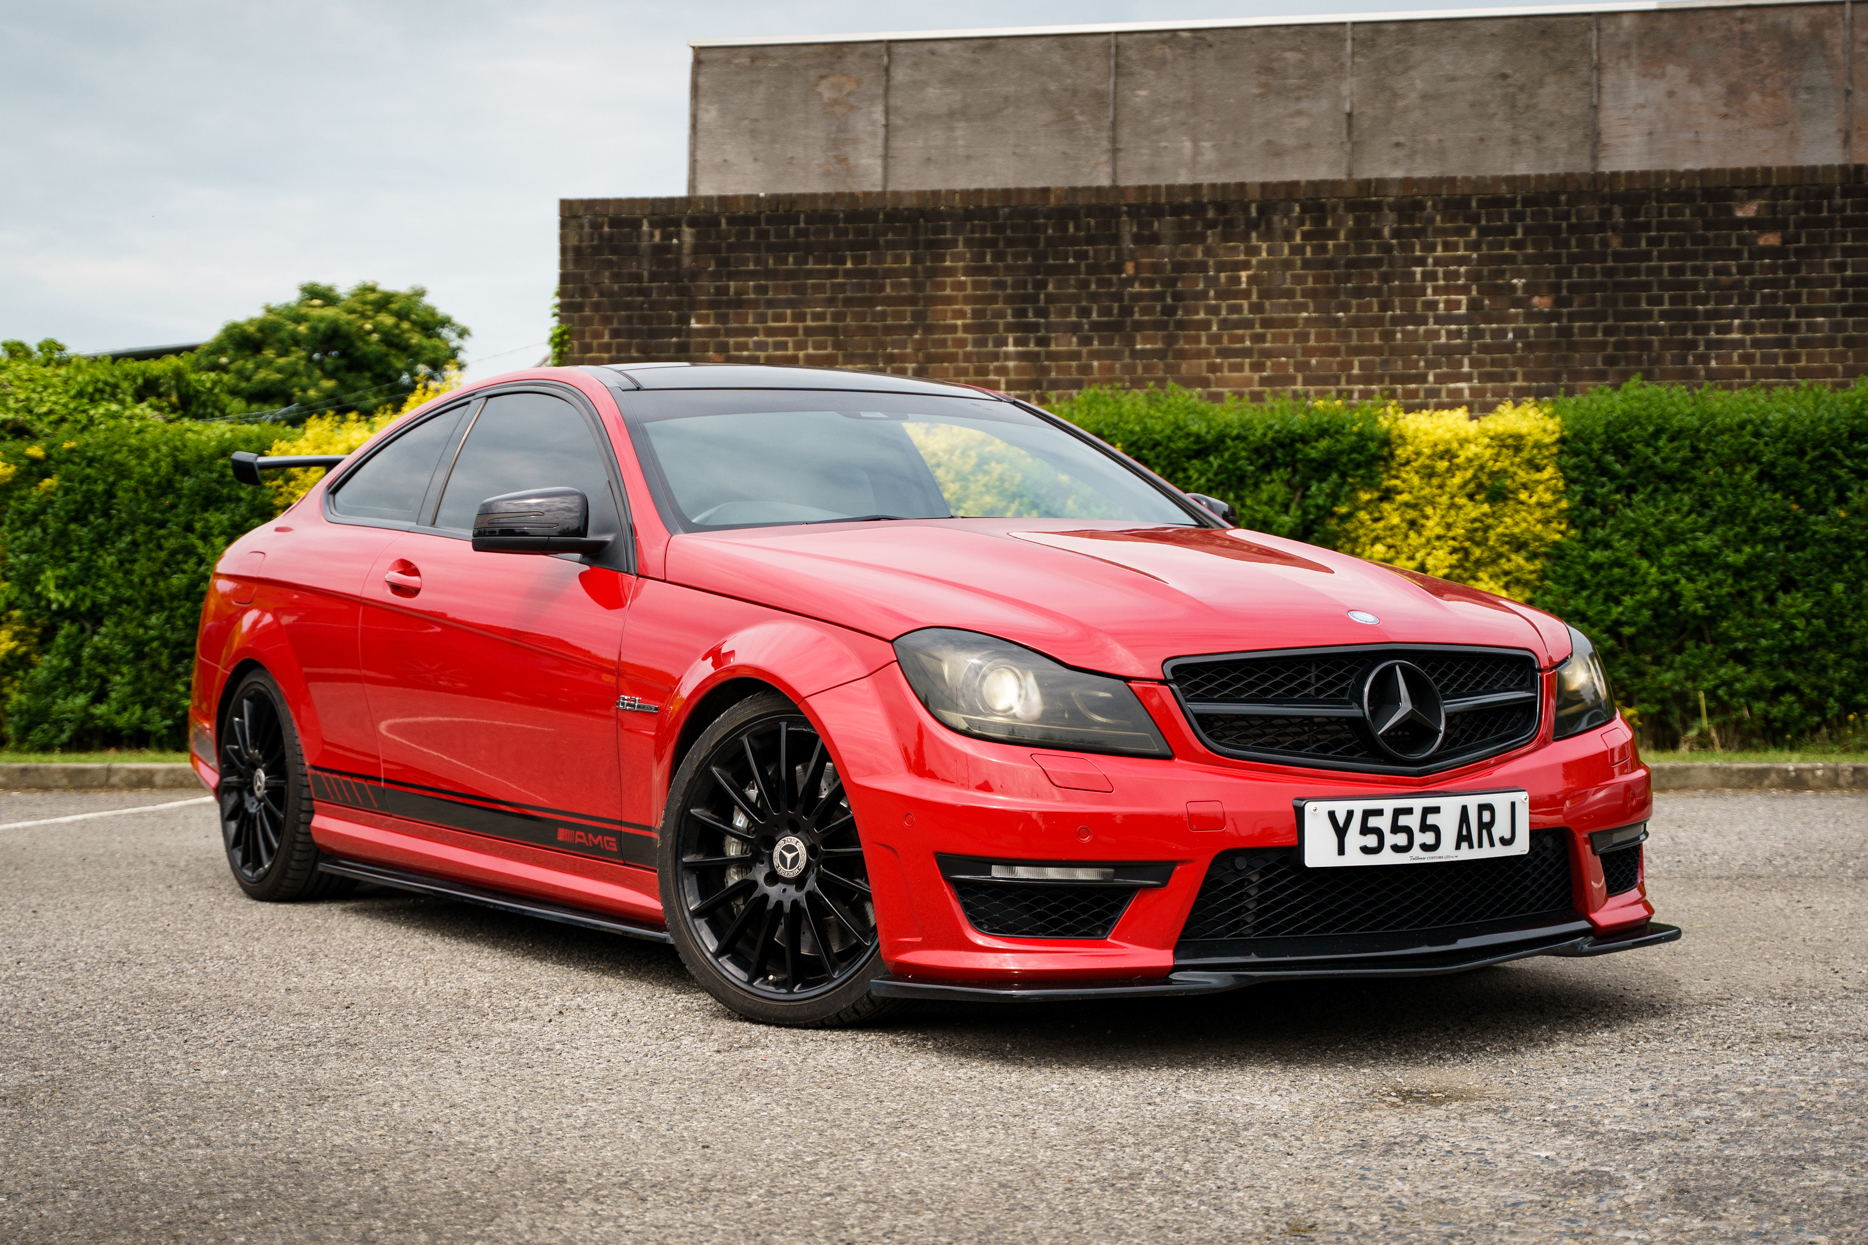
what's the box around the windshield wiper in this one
[800,513,946,524]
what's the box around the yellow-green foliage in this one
[1334,402,1567,603]
[905,422,1124,518]
[266,367,462,507]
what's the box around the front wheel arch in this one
[658,689,901,1027]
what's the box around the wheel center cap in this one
[772,834,808,880]
[251,768,267,798]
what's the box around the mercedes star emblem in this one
[772,834,809,880]
[1360,660,1447,760]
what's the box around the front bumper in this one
[871,920,1683,1002]
[808,663,1666,990]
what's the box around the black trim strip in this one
[317,858,670,944]
[310,766,657,868]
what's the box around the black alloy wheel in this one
[660,692,899,1027]
[217,670,350,902]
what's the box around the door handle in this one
[383,562,422,596]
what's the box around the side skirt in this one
[318,857,673,945]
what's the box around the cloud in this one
[1,0,1564,376]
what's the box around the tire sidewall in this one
[220,669,319,901]
[658,692,888,1025]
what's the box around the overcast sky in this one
[3,0,1561,380]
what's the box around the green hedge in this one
[1,423,283,749]
[1536,380,1868,749]
[1054,387,1390,548]
[0,376,1858,752]
[1060,380,1868,750]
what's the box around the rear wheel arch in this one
[214,657,270,748]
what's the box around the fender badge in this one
[616,696,660,714]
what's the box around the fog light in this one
[1590,822,1648,855]
[990,864,1116,882]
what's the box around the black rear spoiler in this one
[230,451,346,487]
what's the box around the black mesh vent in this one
[1409,652,1536,699]
[1168,645,1541,774]
[1200,715,1369,758]
[1601,845,1642,896]
[1440,702,1540,754]
[1180,829,1575,942]
[950,880,1137,939]
[1175,653,1362,703]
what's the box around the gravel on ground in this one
[1,789,1863,1243]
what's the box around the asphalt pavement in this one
[1,786,1863,1243]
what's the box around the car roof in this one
[599,362,1001,398]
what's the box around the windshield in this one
[624,390,1194,531]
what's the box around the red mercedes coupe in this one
[196,364,1677,1025]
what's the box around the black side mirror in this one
[471,487,612,555]
[1187,492,1236,526]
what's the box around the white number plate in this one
[1300,790,1531,868]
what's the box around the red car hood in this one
[662,520,1569,680]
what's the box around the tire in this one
[659,691,903,1027]
[217,669,352,902]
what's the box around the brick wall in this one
[559,165,1868,406]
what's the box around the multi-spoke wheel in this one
[217,669,348,902]
[660,691,900,1026]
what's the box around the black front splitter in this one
[868,922,1682,1004]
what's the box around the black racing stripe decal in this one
[309,769,388,811]
[312,764,652,832]
[310,767,656,869]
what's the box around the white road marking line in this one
[0,795,215,830]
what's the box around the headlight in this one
[894,628,1171,757]
[1553,625,1615,739]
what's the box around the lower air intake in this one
[1181,829,1577,943]
[949,880,1137,940]
[1601,844,1642,896]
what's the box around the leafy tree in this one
[0,338,238,437]
[550,289,571,366]
[191,281,469,418]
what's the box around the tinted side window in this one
[434,393,621,532]
[329,406,465,522]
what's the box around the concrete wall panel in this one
[693,43,886,195]
[885,35,1112,191]
[1351,16,1595,177]
[1853,4,1867,162]
[1597,4,1848,170]
[1114,26,1347,185]
[690,3,1856,192]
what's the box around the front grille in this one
[1167,644,1542,774]
[949,880,1136,939]
[1601,844,1642,895]
[1180,829,1576,943]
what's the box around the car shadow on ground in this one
[329,883,1681,1071]
[904,967,1682,1073]
[329,883,690,987]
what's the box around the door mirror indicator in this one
[471,487,612,555]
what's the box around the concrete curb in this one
[0,761,1860,793]
[0,763,205,791]
[1648,762,1868,792]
